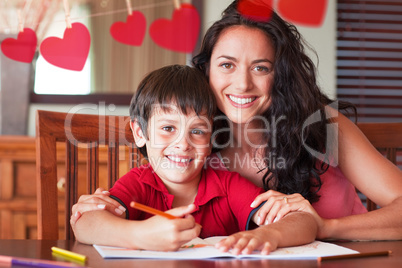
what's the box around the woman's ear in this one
[209,135,215,155]
[130,120,146,147]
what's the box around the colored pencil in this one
[130,201,178,219]
[0,255,79,268]
[51,247,87,263]
[318,250,391,262]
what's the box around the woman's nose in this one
[234,70,252,92]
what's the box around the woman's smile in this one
[227,94,258,107]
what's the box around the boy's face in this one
[137,105,213,187]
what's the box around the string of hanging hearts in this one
[0,0,201,71]
[0,0,327,72]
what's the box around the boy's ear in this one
[130,120,146,147]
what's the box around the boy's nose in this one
[174,133,191,151]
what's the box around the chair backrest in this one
[356,122,402,211]
[36,110,145,240]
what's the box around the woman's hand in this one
[70,188,125,228]
[251,190,328,239]
[250,190,319,224]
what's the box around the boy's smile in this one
[166,155,192,166]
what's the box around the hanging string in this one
[125,0,133,15]
[63,0,173,21]
[173,0,180,9]
[63,0,72,28]
[0,0,174,33]
[18,0,33,32]
[22,0,33,23]
[18,10,24,32]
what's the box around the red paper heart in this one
[150,4,200,53]
[110,11,146,46]
[40,23,91,71]
[237,0,273,22]
[1,28,37,63]
[277,0,327,27]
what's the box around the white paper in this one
[94,240,358,260]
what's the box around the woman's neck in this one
[219,121,268,188]
[231,121,267,151]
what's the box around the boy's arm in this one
[73,205,201,251]
[216,211,317,255]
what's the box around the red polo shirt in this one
[110,164,264,238]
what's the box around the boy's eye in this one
[162,126,175,132]
[191,129,205,135]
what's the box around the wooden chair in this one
[35,112,400,239]
[356,122,402,211]
[36,110,146,240]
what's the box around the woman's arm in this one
[73,205,201,251]
[249,111,402,241]
[319,112,402,240]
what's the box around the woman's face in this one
[209,25,275,124]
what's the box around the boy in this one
[73,65,316,255]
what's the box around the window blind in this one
[337,0,402,169]
[337,0,402,123]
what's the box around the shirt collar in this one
[194,167,226,206]
[140,164,226,207]
[140,164,170,194]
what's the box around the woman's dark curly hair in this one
[192,0,356,203]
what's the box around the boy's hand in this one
[166,203,198,218]
[214,228,278,255]
[134,204,201,251]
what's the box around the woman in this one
[72,0,402,241]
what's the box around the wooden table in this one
[0,239,401,268]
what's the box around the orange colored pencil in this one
[130,201,177,219]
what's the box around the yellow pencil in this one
[51,247,87,262]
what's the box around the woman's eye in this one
[254,66,269,72]
[220,63,233,69]
[162,126,175,132]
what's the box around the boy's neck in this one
[171,189,198,208]
[162,174,201,208]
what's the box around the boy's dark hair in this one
[129,64,216,157]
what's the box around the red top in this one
[207,153,368,219]
[110,164,264,238]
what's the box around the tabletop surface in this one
[0,239,401,268]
